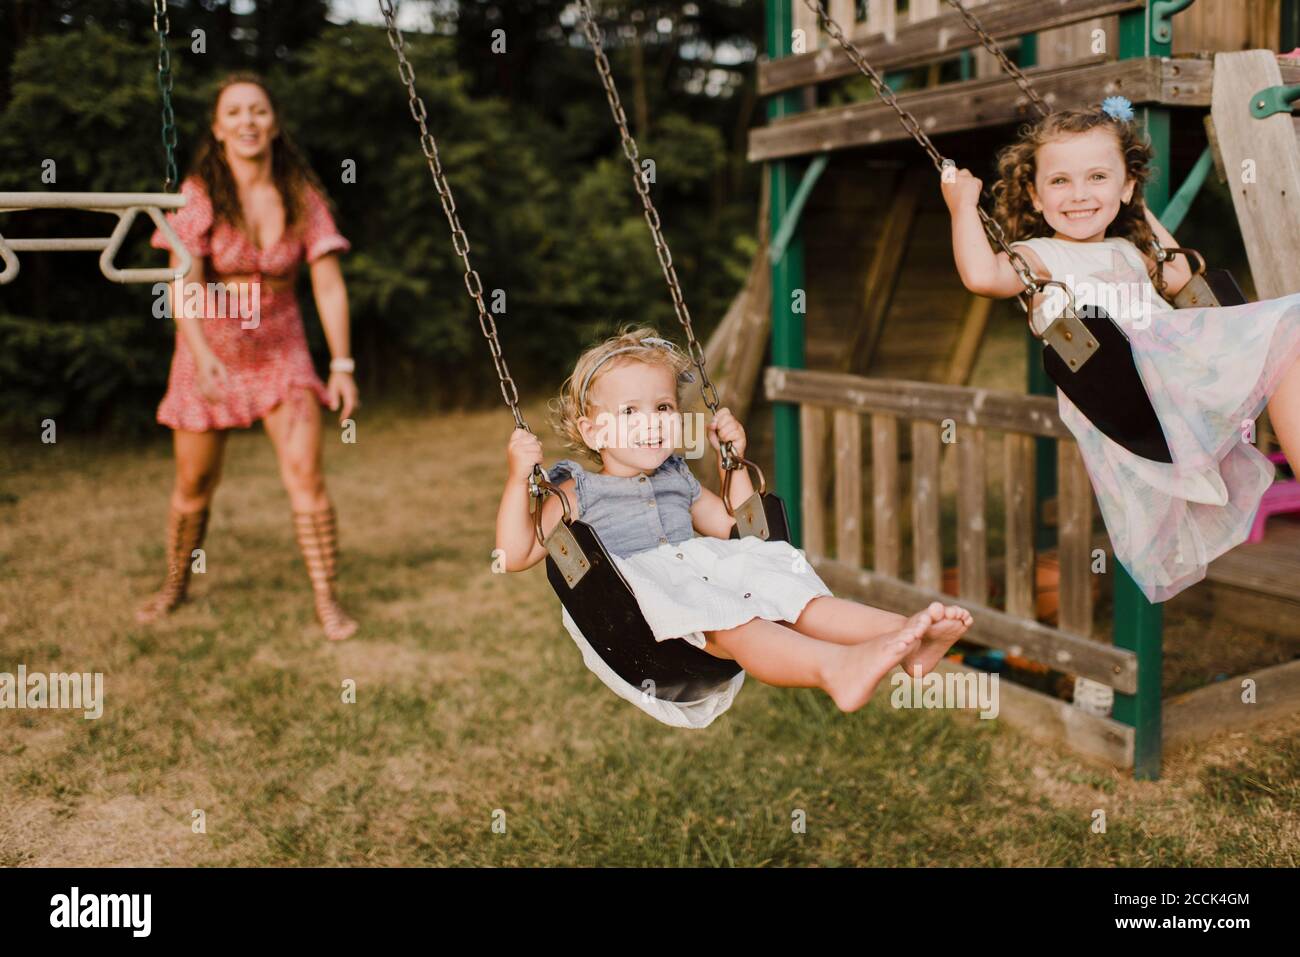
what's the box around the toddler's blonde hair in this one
[548,324,695,467]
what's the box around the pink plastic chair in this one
[1248,452,1300,543]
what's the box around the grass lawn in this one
[1,399,1297,866]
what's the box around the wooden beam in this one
[1056,440,1095,638]
[753,55,1300,163]
[871,413,901,577]
[943,295,994,386]
[833,409,863,566]
[1003,433,1036,619]
[801,404,828,560]
[1164,658,1300,750]
[1210,50,1300,300]
[758,0,1146,96]
[845,166,924,375]
[764,366,1070,438]
[930,659,1135,768]
[956,428,988,603]
[814,556,1138,692]
[911,420,943,591]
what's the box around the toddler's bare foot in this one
[822,611,927,712]
[901,601,974,678]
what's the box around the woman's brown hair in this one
[991,106,1158,257]
[187,71,333,237]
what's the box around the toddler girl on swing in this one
[942,96,1300,602]
[494,326,972,728]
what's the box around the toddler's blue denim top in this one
[546,453,702,558]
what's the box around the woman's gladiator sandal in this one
[135,506,210,623]
[292,505,359,641]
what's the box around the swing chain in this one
[937,0,1181,293]
[377,0,530,441]
[575,0,739,471]
[940,0,1051,119]
[802,0,1044,321]
[152,0,179,193]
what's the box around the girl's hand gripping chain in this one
[708,406,747,462]
[507,427,544,484]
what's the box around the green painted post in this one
[767,0,807,548]
[1112,1,1170,781]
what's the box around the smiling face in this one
[1029,127,1135,242]
[578,359,683,476]
[211,82,278,162]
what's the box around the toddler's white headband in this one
[577,336,696,411]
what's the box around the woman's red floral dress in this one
[149,175,350,431]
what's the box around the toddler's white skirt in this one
[557,535,833,729]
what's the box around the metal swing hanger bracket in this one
[1250,83,1300,119]
[0,192,192,285]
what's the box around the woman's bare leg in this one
[1267,356,1300,469]
[171,428,229,511]
[137,428,227,623]
[703,612,927,712]
[264,390,357,640]
[263,389,329,512]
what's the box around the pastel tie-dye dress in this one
[1009,236,1300,602]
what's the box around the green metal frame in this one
[1249,83,1300,118]
[768,0,807,548]
[1112,1,1175,781]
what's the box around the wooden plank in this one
[793,0,821,55]
[801,404,828,560]
[764,366,1070,438]
[957,428,987,603]
[1057,440,1094,638]
[758,0,1146,95]
[829,0,857,35]
[1204,517,1300,601]
[845,166,924,374]
[1210,50,1300,300]
[871,413,901,577]
[930,659,1134,768]
[751,57,1157,162]
[814,556,1139,692]
[1174,0,1282,56]
[943,294,994,385]
[909,0,939,23]
[1164,658,1300,750]
[833,409,863,567]
[866,0,895,42]
[911,420,942,591]
[1003,433,1036,619]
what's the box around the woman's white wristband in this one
[330,357,355,374]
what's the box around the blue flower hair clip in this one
[1100,95,1135,123]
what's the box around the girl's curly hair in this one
[991,105,1158,257]
[548,324,694,467]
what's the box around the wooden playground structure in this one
[703,0,1300,778]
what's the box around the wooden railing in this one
[765,366,1139,765]
[768,0,1146,96]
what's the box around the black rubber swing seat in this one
[545,490,791,704]
[1042,304,1175,464]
